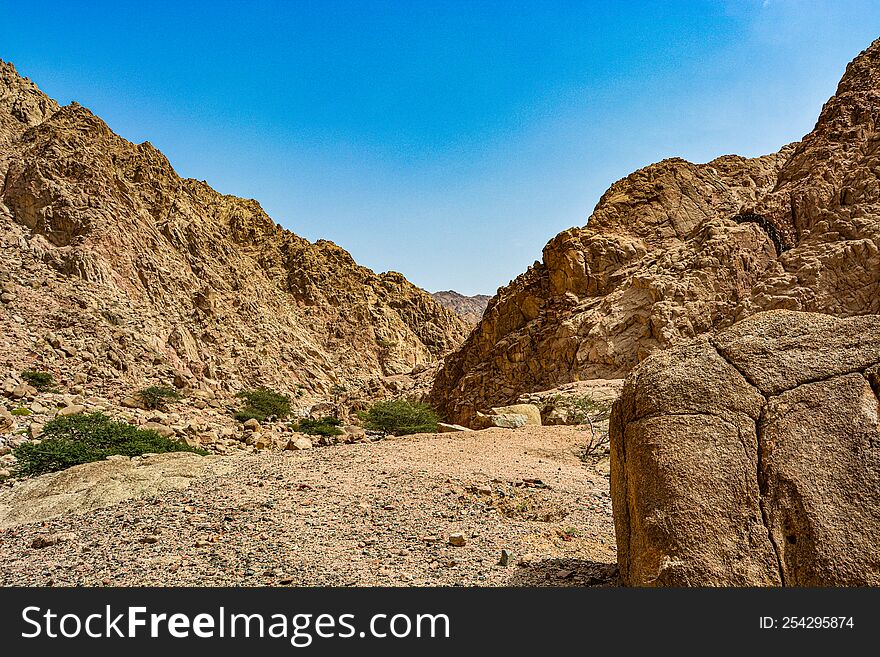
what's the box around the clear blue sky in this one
[2,1,879,295]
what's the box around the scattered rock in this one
[448,533,467,547]
[56,404,86,417]
[286,437,312,451]
[142,422,175,439]
[31,532,76,549]
[0,407,14,434]
[437,422,472,433]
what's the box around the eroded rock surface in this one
[610,310,880,586]
[0,452,230,528]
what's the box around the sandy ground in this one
[0,426,617,586]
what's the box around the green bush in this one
[21,370,54,391]
[11,407,31,416]
[552,393,611,425]
[296,416,343,437]
[360,399,439,436]
[235,387,291,423]
[13,413,206,477]
[137,385,182,411]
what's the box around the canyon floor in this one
[0,426,617,587]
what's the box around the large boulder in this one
[610,310,880,586]
[489,404,542,426]
[474,412,528,429]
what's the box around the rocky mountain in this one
[0,60,469,405]
[432,37,880,425]
[430,290,491,325]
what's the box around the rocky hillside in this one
[432,37,880,425]
[431,290,491,325]
[0,60,469,405]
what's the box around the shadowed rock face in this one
[0,60,469,400]
[610,310,880,586]
[432,37,880,425]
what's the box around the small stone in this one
[11,383,35,399]
[59,342,77,357]
[31,532,76,549]
[286,436,312,450]
[499,549,511,566]
[142,422,175,438]
[448,533,467,547]
[30,401,48,414]
[243,418,260,432]
[139,535,160,544]
[56,404,86,417]
[437,423,473,433]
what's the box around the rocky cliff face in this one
[0,60,469,403]
[430,290,490,325]
[432,37,880,425]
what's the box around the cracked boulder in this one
[610,309,880,586]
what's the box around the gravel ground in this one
[0,426,617,587]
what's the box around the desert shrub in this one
[555,394,612,460]
[137,385,182,411]
[553,393,611,425]
[360,399,439,436]
[11,407,31,416]
[13,412,205,477]
[296,416,343,437]
[21,370,54,391]
[235,387,291,423]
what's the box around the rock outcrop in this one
[0,60,469,405]
[610,310,880,586]
[430,290,491,325]
[432,37,880,425]
[0,452,230,529]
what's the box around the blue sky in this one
[2,1,879,295]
